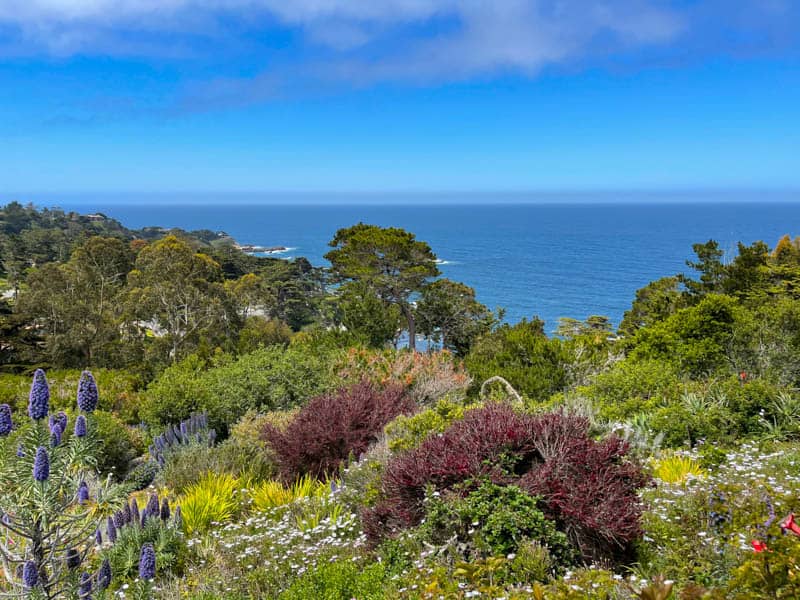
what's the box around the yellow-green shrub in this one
[178,472,239,534]
[250,474,328,512]
[652,453,704,484]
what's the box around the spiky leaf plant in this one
[0,370,127,599]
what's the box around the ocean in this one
[47,199,800,332]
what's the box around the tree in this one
[325,224,439,351]
[618,276,685,337]
[336,281,403,348]
[17,237,133,367]
[416,278,499,355]
[681,240,725,297]
[124,235,230,363]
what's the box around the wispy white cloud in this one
[0,0,796,110]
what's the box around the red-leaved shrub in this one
[362,403,648,563]
[263,380,415,481]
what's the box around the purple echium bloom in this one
[22,560,38,588]
[77,371,99,413]
[56,411,68,432]
[33,446,50,482]
[112,511,124,529]
[0,404,12,436]
[78,481,90,504]
[139,543,156,580]
[145,493,159,517]
[95,527,103,546]
[97,558,112,590]
[106,516,117,543]
[50,427,62,447]
[131,499,141,526]
[74,415,87,438]
[160,498,170,521]
[122,502,132,525]
[28,369,50,420]
[79,571,92,597]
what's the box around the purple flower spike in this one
[77,371,98,413]
[28,369,50,421]
[0,404,12,436]
[22,560,38,588]
[79,571,92,597]
[122,502,132,525]
[145,493,159,517]
[106,516,117,543]
[33,446,49,482]
[131,499,141,526]
[139,543,156,581]
[74,415,87,438]
[160,498,170,521]
[97,558,112,590]
[50,427,62,447]
[95,527,103,546]
[113,511,124,529]
[56,411,68,432]
[78,481,90,504]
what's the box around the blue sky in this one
[1,0,799,195]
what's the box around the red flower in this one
[752,540,768,553]
[780,513,800,537]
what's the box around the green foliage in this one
[416,278,499,356]
[104,513,187,585]
[418,481,575,567]
[178,472,240,535]
[249,475,329,512]
[628,294,745,377]
[325,223,439,351]
[577,358,683,422]
[651,453,704,484]
[124,460,159,491]
[334,280,403,348]
[619,276,686,337]
[465,318,569,402]
[142,346,338,434]
[278,559,390,600]
[92,409,146,479]
[385,396,472,452]
[236,316,293,354]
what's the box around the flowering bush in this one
[335,348,471,405]
[640,441,800,596]
[364,403,648,564]
[264,380,415,481]
[0,369,127,598]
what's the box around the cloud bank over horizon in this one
[1,0,796,96]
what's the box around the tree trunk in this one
[402,303,416,352]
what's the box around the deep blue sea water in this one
[48,200,800,332]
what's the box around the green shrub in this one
[123,459,159,491]
[93,409,146,479]
[237,317,293,354]
[104,511,187,585]
[178,472,240,534]
[142,346,338,434]
[385,396,473,453]
[464,319,570,402]
[418,481,575,568]
[278,559,390,600]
